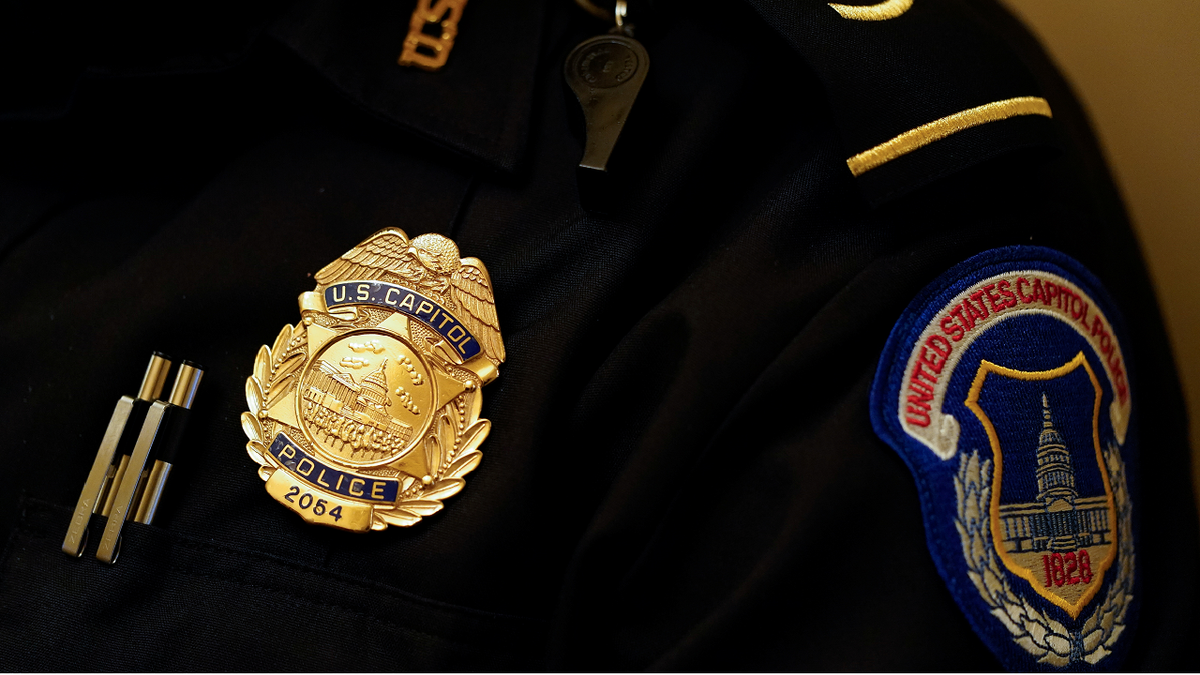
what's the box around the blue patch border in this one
[870,245,1140,671]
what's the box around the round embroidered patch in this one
[870,246,1138,670]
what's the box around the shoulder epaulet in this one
[746,0,1056,205]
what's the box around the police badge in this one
[242,229,504,532]
[871,247,1138,670]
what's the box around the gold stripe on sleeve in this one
[846,96,1052,177]
[828,0,913,21]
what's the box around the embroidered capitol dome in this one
[995,392,1113,556]
[1038,403,1066,449]
[1035,393,1077,505]
[1034,393,1082,551]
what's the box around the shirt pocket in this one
[0,498,542,671]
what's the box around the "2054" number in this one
[283,486,343,522]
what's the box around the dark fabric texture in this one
[0,0,1196,670]
[746,0,1058,204]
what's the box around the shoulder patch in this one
[871,246,1139,669]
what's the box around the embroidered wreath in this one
[954,444,1134,666]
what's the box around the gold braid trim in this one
[828,0,913,21]
[847,96,1052,176]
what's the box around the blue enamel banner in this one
[268,433,399,502]
[324,281,481,360]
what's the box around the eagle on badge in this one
[314,229,505,364]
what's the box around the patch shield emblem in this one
[871,247,1138,669]
[242,228,504,532]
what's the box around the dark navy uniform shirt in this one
[0,0,1196,669]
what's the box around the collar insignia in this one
[398,0,468,71]
[871,247,1138,669]
[243,228,504,532]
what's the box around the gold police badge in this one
[242,228,504,532]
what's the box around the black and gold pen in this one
[95,361,202,564]
[62,353,172,557]
[133,361,202,525]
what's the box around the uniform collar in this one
[1,0,548,175]
[267,0,549,174]
[5,0,1053,193]
[267,0,1055,195]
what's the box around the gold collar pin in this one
[398,0,468,71]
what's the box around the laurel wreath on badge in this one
[955,444,1134,666]
[241,228,504,532]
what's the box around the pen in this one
[95,361,203,564]
[62,353,172,557]
[134,361,202,524]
